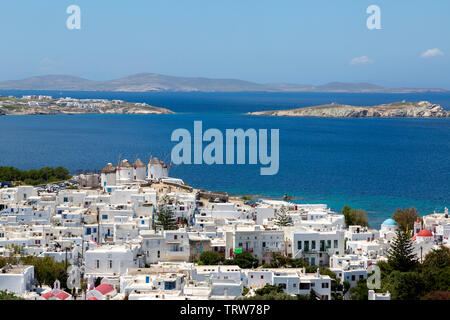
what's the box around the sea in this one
[0,90,449,228]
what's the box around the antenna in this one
[116,153,122,171]
[147,152,152,164]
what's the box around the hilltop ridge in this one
[0,73,447,93]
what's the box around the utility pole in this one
[420,246,423,263]
[97,207,101,245]
[65,247,68,269]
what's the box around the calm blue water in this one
[0,90,449,228]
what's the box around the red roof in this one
[41,292,54,299]
[417,229,433,237]
[95,283,114,295]
[87,297,98,300]
[55,291,71,300]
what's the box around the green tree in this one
[240,284,297,300]
[309,289,319,300]
[265,253,309,268]
[392,207,419,232]
[349,279,369,300]
[155,207,177,230]
[0,166,71,186]
[199,251,224,265]
[19,256,68,289]
[387,230,418,272]
[422,246,450,270]
[421,266,450,293]
[0,290,24,300]
[420,248,450,294]
[274,206,293,227]
[382,271,425,300]
[342,280,351,297]
[224,252,259,269]
[342,205,369,227]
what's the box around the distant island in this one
[0,95,173,116]
[0,73,448,93]
[248,101,450,118]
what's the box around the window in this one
[326,240,331,249]
[260,275,264,279]
[334,240,338,248]
[279,283,286,289]
[297,241,302,250]
[250,275,254,279]
[320,240,325,251]
[311,241,316,250]
[293,283,297,288]
[322,282,329,288]
[359,275,364,280]
[300,283,310,290]
[96,260,100,268]
[304,241,309,252]
[157,251,160,258]
[262,242,266,248]
[108,260,113,269]
[102,215,108,220]
[352,275,356,281]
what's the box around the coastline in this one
[248,101,450,118]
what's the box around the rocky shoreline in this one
[0,95,174,116]
[248,101,450,118]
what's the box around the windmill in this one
[161,151,177,176]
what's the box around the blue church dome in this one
[382,218,396,226]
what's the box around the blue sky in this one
[0,0,449,88]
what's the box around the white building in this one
[133,159,147,181]
[225,225,285,264]
[100,163,117,190]
[148,158,168,180]
[289,229,345,266]
[117,160,133,185]
[368,289,390,300]
[84,244,139,277]
[246,268,331,300]
[0,265,35,294]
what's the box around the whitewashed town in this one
[0,158,449,301]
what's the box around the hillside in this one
[248,101,450,118]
